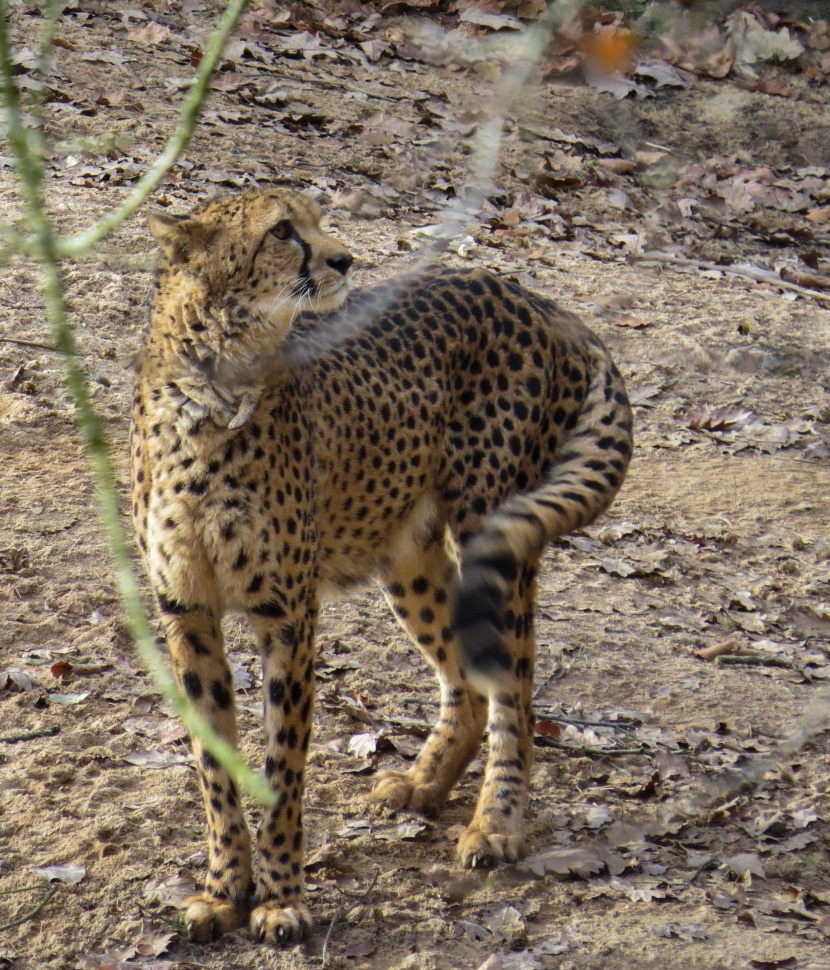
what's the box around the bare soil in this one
[1,5,829,970]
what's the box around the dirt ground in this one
[1,3,830,969]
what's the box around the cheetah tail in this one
[453,348,633,687]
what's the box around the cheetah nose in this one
[327,252,353,275]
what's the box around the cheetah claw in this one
[369,768,447,815]
[249,900,313,946]
[184,894,246,943]
[457,825,525,870]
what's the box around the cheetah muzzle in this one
[131,187,633,945]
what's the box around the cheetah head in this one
[149,188,353,335]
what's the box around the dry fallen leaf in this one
[134,919,176,957]
[48,692,89,705]
[347,732,378,759]
[123,748,189,768]
[517,844,607,879]
[143,873,198,909]
[31,863,86,884]
[0,668,35,692]
[723,852,766,880]
[613,313,650,329]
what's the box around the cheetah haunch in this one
[131,188,633,945]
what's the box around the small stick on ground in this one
[0,725,59,744]
[404,698,635,732]
[637,251,830,308]
[716,655,793,669]
[0,884,57,932]
[321,871,380,969]
[402,695,439,707]
[0,336,61,353]
[534,737,645,757]
[536,712,639,730]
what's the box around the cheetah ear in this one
[148,211,217,259]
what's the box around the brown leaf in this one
[598,158,637,175]
[743,79,791,97]
[517,0,546,19]
[683,404,754,433]
[49,660,72,680]
[535,719,561,740]
[780,266,830,290]
[612,313,649,329]
[697,37,736,78]
[134,920,176,957]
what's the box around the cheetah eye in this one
[270,220,292,241]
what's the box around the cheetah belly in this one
[316,492,440,599]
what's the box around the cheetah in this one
[131,187,633,945]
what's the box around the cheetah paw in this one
[184,894,246,943]
[369,769,446,815]
[249,900,313,946]
[456,824,525,870]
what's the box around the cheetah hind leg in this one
[371,531,488,816]
[456,565,537,869]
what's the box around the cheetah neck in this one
[139,274,297,435]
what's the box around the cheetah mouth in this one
[297,276,349,302]
[295,276,316,299]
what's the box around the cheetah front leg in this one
[371,532,488,816]
[161,606,253,941]
[457,565,537,869]
[246,604,318,946]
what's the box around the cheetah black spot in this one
[211,680,232,709]
[183,671,202,699]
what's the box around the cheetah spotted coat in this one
[131,188,633,945]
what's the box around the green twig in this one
[0,725,60,744]
[0,884,57,932]
[0,885,46,897]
